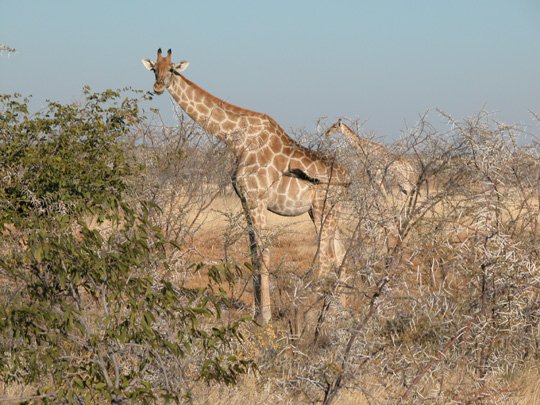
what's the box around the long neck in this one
[340,123,386,154]
[167,73,269,150]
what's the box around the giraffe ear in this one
[141,59,155,71]
[172,61,190,74]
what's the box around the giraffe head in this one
[324,119,346,137]
[141,48,190,94]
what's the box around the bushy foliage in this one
[0,88,138,226]
[0,90,253,403]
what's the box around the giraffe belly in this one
[266,177,313,217]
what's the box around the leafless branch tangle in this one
[121,108,540,404]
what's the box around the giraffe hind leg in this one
[309,193,342,278]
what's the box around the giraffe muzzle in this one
[153,83,166,94]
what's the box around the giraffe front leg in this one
[249,202,271,324]
[239,195,272,324]
[232,172,272,324]
[332,202,347,268]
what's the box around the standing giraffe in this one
[325,119,419,196]
[142,49,349,324]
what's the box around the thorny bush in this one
[241,111,540,404]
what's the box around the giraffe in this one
[325,119,419,197]
[142,49,350,324]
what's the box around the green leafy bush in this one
[0,87,137,226]
[0,90,253,403]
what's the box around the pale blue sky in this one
[1,1,539,139]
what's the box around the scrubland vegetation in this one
[1,89,539,403]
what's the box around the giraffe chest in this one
[232,164,314,217]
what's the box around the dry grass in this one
[189,195,315,260]
[514,366,540,405]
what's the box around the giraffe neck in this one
[166,74,350,186]
[167,74,270,152]
[340,124,386,153]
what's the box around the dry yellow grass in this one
[0,382,36,404]
[514,366,540,405]
[187,194,317,268]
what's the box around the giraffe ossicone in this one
[142,48,350,324]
